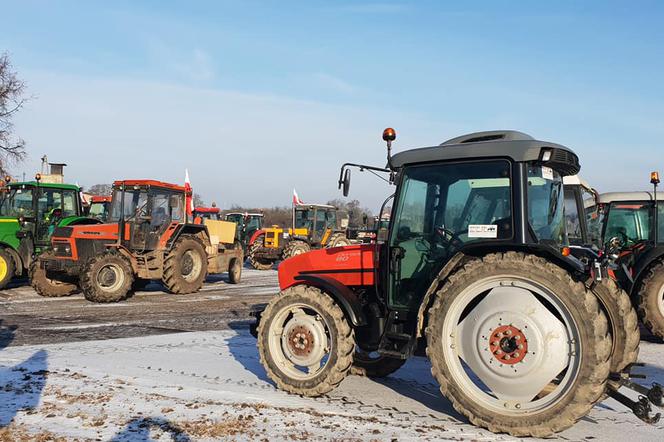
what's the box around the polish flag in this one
[293,189,304,205]
[185,169,194,216]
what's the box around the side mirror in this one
[342,169,351,197]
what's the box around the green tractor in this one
[224,212,264,252]
[0,176,98,289]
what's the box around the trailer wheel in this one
[636,260,664,340]
[248,235,274,270]
[351,350,406,377]
[163,235,207,294]
[258,285,354,396]
[425,252,610,437]
[80,253,133,303]
[30,252,78,297]
[228,258,242,284]
[282,240,310,261]
[0,248,16,290]
[326,233,351,248]
[592,279,639,374]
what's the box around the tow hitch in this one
[608,363,663,424]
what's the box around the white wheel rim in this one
[656,283,664,318]
[181,250,203,282]
[267,303,331,380]
[96,263,124,293]
[292,247,307,256]
[441,275,581,415]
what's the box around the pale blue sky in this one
[2,1,663,209]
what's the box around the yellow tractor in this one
[247,204,349,270]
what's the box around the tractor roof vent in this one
[440,130,534,146]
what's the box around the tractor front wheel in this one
[426,252,610,437]
[162,236,207,294]
[636,260,664,340]
[282,240,310,261]
[0,248,16,290]
[80,253,133,303]
[30,253,78,297]
[257,285,354,396]
[247,235,274,270]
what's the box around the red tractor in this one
[193,206,221,222]
[254,129,662,436]
[87,195,112,222]
[32,179,243,302]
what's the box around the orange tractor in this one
[32,179,243,302]
[87,195,112,222]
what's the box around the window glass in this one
[150,192,170,227]
[604,202,651,246]
[110,189,148,222]
[294,208,312,229]
[170,196,183,222]
[0,187,34,217]
[246,216,261,230]
[563,187,582,244]
[527,167,565,245]
[389,161,511,308]
[62,191,78,217]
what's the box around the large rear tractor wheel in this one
[80,253,133,303]
[350,350,407,377]
[30,252,77,297]
[257,285,354,396]
[591,278,639,373]
[282,240,310,261]
[425,252,611,437]
[636,260,664,340]
[0,248,16,290]
[162,236,208,294]
[326,233,351,248]
[247,235,275,270]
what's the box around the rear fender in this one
[248,229,265,246]
[59,216,103,227]
[293,274,367,327]
[165,224,210,249]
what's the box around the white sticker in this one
[541,166,554,181]
[468,224,498,238]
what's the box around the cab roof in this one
[295,204,336,210]
[113,179,187,193]
[91,195,112,203]
[599,191,664,203]
[5,181,81,191]
[390,130,580,176]
[225,212,264,217]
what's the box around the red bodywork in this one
[91,195,112,203]
[113,179,187,193]
[52,223,120,261]
[249,229,265,245]
[278,244,377,290]
[194,207,220,214]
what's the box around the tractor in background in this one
[254,128,661,436]
[224,212,263,253]
[33,179,243,302]
[591,173,664,340]
[247,203,349,270]
[0,175,99,290]
[193,206,221,221]
[87,195,112,222]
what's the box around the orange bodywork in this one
[113,179,188,193]
[91,195,112,203]
[51,223,120,261]
[278,244,377,290]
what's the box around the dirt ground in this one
[0,268,276,347]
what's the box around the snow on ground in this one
[1,329,664,441]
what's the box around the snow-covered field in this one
[2,328,664,441]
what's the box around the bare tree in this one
[193,193,205,208]
[87,184,112,196]
[0,53,27,176]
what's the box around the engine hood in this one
[278,244,378,290]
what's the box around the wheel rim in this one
[291,246,307,257]
[0,256,7,281]
[267,302,331,380]
[656,283,664,318]
[181,249,203,282]
[96,263,124,292]
[441,275,581,415]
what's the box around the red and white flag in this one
[185,169,194,216]
[293,189,304,205]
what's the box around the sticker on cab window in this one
[541,166,554,180]
[468,224,498,238]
